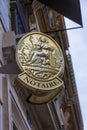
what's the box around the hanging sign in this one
[16,32,64,104]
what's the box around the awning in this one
[37,0,82,26]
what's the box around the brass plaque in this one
[27,86,64,104]
[16,32,64,103]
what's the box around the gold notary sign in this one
[16,32,64,104]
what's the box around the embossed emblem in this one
[16,32,64,104]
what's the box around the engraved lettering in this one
[24,76,30,83]
[53,80,58,85]
[30,80,36,86]
[49,82,54,87]
[37,83,41,87]
[46,83,49,88]
[41,84,46,88]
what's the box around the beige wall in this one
[0,18,31,130]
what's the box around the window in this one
[13,122,18,130]
[48,10,56,29]
[36,8,47,32]
[10,0,28,34]
[27,111,32,129]
[29,14,37,31]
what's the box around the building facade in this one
[0,0,83,130]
